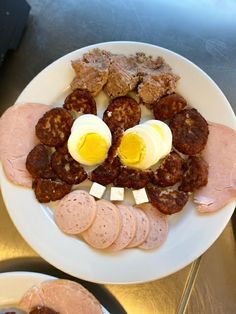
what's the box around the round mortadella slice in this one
[0,103,52,187]
[138,203,168,250]
[194,123,236,212]
[19,279,102,314]
[107,204,136,252]
[126,206,150,248]
[83,199,121,249]
[54,190,97,234]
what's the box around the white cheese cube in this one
[110,187,124,201]
[89,182,106,199]
[133,188,149,205]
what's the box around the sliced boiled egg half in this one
[118,120,172,170]
[145,120,172,158]
[68,114,112,166]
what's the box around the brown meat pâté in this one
[169,108,209,155]
[35,108,73,147]
[103,96,141,132]
[138,64,179,107]
[135,52,164,76]
[104,54,139,98]
[147,185,188,215]
[71,49,111,96]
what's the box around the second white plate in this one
[0,271,109,313]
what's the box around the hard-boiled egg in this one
[118,120,173,170]
[118,124,162,169]
[145,120,172,158]
[68,115,112,166]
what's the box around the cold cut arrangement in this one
[0,48,235,253]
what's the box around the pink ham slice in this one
[126,206,150,248]
[19,279,102,314]
[107,204,136,252]
[138,203,168,250]
[194,122,236,212]
[54,190,97,234]
[83,199,121,249]
[0,103,51,187]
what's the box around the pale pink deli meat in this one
[127,206,150,248]
[83,199,121,249]
[19,279,102,314]
[138,203,168,250]
[194,123,236,213]
[0,103,51,187]
[107,204,137,252]
[54,190,97,234]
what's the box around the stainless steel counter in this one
[0,0,235,313]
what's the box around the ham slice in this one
[54,190,97,234]
[82,200,121,249]
[0,103,51,187]
[107,204,136,252]
[194,122,236,212]
[126,206,150,248]
[138,203,168,250]
[19,279,102,314]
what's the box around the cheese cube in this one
[89,182,106,199]
[133,188,149,205]
[110,187,124,201]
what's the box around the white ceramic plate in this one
[0,42,235,284]
[0,271,109,313]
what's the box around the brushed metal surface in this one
[107,265,191,314]
[186,223,236,314]
[177,258,202,314]
[0,0,235,313]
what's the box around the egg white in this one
[145,120,172,158]
[71,114,112,142]
[118,124,162,170]
[68,115,112,165]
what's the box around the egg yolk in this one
[78,133,109,164]
[119,133,146,165]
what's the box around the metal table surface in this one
[0,0,235,313]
